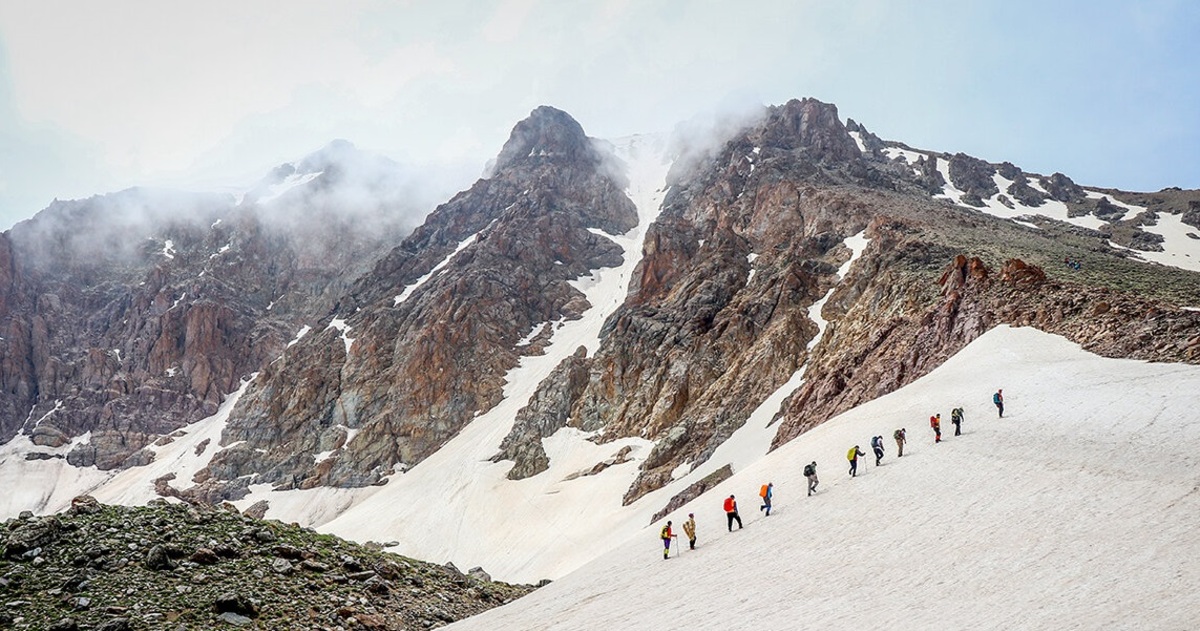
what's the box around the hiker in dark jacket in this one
[871,435,885,466]
[951,407,964,436]
[804,461,819,496]
[994,389,1004,417]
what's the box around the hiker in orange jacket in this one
[759,482,774,516]
[931,414,942,443]
[723,494,743,531]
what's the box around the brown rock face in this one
[202,106,638,490]
[999,259,1047,286]
[0,150,426,470]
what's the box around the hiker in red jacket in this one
[724,494,743,531]
[931,414,942,443]
[660,521,677,559]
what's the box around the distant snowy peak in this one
[241,139,407,207]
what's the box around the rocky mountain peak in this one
[492,106,597,172]
[754,97,861,162]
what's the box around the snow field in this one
[931,161,1105,232]
[89,377,257,507]
[848,131,868,153]
[0,432,108,517]
[0,378,256,517]
[446,325,1200,631]
[1131,211,1200,272]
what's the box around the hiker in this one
[931,414,942,443]
[804,461,819,496]
[682,513,697,550]
[759,482,774,516]
[993,389,1004,417]
[951,407,964,436]
[871,435,885,466]
[893,428,907,457]
[660,521,677,559]
[847,445,865,477]
[723,494,743,531]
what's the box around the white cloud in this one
[482,0,539,43]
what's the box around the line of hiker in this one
[658,389,1005,559]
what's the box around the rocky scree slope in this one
[0,496,531,630]
[0,146,423,474]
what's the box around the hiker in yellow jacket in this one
[847,445,865,477]
[682,513,697,550]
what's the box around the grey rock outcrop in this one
[947,152,999,206]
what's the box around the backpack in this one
[847,447,857,461]
[661,525,670,539]
[759,484,769,498]
[893,429,903,440]
[803,464,815,477]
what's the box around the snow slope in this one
[0,378,255,516]
[446,325,1200,630]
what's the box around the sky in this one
[0,0,1197,230]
